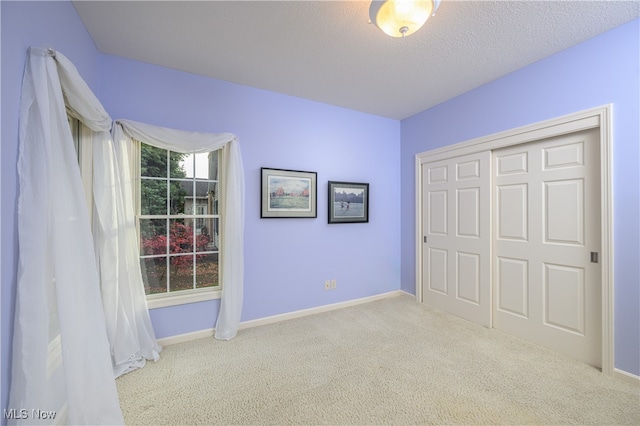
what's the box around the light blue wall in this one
[400,19,640,375]
[1,0,103,417]
[98,53,401,337]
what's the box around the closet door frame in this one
[414,104,613,376]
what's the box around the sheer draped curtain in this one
[10,46,244,424]
[112,120,245,341]
[10,47,123,425]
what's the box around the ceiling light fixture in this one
[369,0,441,38]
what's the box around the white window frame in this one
[69,120,224,309]
[68,116,93,222]
[135,142,224,309]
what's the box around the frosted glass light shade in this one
[369,0,440,38]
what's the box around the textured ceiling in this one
[72,1,640,120]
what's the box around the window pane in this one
[197,218,218,252]
[193,181,209,216]
[141,145,167,178]
[212,218,220,250]
[140,257,167,295]
[169,218,195,255]
[169,254,194,292]
[140,219,167,255]
[195,152,214,179]
[170,180,189,214]
[141,179,167,215]
[196,253,218,289]
[139,145,222,300]
[206,182,219,215]
[171,152,189,179]
[195,212,207,242]
[195,225,209,253]
[211,150,221,181]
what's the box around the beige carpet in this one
[117,294,639,425]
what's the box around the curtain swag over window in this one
[10,46,245,424]
[111,119,245,343]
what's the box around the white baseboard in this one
[613,368,640,386]
[398,289,416,299]
[239,290,404,330]
[157,327,215,346]
[157,290,405,347]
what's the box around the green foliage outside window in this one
[140,144,188,215]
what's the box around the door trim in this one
[415,104,613,375]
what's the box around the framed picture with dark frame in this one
[328,181,369,224]
[261,167,317,218]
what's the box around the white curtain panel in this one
[11,45,245,424]
[10,47,124,424]
[93,128,162,377]
[114,120,245,340]
[56,50,163,377]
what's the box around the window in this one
[68,122,224,308]
[137,143,222,303]
[67,115,93,221]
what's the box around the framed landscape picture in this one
[328,181,369,224]
[261,168,317,218]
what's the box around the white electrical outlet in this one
[331,279,336,289]
[324,280,331,290]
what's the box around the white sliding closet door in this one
[493,129,601,367]
[421,152,491,327]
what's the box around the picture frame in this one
[328,181,369,224]
[261,167,317,218]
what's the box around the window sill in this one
[147,288,221,309]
